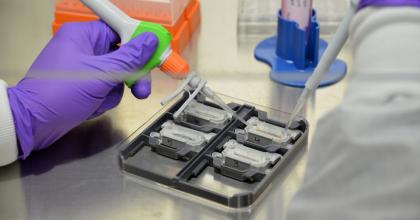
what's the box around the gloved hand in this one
[358,0,420,10]
[7,21,158,158]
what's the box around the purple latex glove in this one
[358,0,420,10]
[7,21,158,158]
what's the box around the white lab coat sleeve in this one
[286,7,420,220]
[0,80,19,166]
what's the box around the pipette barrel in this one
[286,1,359,127]
[81,0,137,43]
[281,0,313,30]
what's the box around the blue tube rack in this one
[254,10,347,88]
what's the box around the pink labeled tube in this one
[282,0,313,30]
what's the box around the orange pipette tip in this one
[160,52,190,79]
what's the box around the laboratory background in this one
[1,0,420,219]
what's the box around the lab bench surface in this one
[0,0,351,219]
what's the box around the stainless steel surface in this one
[0,0,352,219]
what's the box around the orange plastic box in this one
[53,0,201,53]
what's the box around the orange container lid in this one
[53,0,201,53]
[160,52,190,79]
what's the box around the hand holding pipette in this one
[81,0,190,99]
[81,0,246,125]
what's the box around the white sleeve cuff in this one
[0,80,18,166]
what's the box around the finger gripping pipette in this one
[81,0,190,88]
